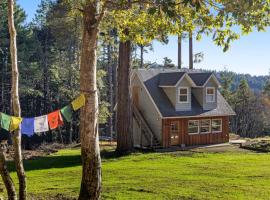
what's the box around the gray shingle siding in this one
[132,73,162,142]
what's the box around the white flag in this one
[34,115,49,133]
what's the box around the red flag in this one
[48,110,64,130]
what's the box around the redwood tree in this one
[116,40,133,153]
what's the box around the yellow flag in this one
[71,94,86,111]
[10,116,23,132]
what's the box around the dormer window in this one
[206,87,215,103]
[178,87,188,103]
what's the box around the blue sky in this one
[18,0,270,76]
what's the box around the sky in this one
[18,0,270,76]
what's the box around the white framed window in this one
[200,119,211,134]
[212,119,222,133]
[188,120,199,135]
[206,87,215,103]
[178,87,188,103]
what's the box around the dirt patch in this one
[192,144,252,153]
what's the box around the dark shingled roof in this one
[159,72,186,86]
[188,73,213,86]
[136,69,235,118]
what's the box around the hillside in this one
[215,71,268,93]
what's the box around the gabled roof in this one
[159,72,186,86]
[135,69,235,118]
[188,73,213,86]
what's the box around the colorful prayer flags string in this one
[0,94,85,135]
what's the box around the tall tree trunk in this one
[0,149,17,200]
[107,44,114,143]
[43,29,50,114]
[189,31,193,70]
[116,40,133,153]
[78,2,102,199]
[8,1,27,200]
[178,34,182,69]
[140,45,144,68]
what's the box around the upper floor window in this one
[179,87,188,103]
[206,87,215,103]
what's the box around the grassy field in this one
[1,147,270,200]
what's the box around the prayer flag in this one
[71,94,86,111]
[10,116,23,132]
[60,105,73,122]
[34,115,49,133]
[48,110,63,130]
[21,118,35,136]
[0,113,11,131]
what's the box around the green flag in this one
[60,105,73,122]
[0,112,11,131]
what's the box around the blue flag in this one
[21,118,35,136]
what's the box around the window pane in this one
[201,126,210,133]
[188,127,198,134]
[180,88,188,94]
[207,88,214,94]
[212,119,222,132]
[212,126,221,132]
[212,119,221,126]
[188,120,199,134]
[189,121,199,126]
[179,95,188,102]
[201,120,210,126]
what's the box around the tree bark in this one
[0,149,17,200]
[107,44,114,143]
[116,41,133,154]
[140,45,144,68]
[78,2,102,200]
[8,1,27,200]
[178,34,182,69]
[189,31,193,70]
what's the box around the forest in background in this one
[1,0,270,150]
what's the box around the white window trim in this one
[212,119,222,133]
[178,87,189,103]
[200,119,211,134]
[206,87,216,103]
[188,120,199,135]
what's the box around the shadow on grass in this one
[8,154,82,172]
[6,148,156,172]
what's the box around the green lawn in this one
[1,148,270,200]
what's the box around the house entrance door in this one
[170,121,180,146]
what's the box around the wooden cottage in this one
[131,69,235,148]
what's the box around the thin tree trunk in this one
[116,40,133,153]
[140,45,144,68]
[107,44,114,143]
[178,34,182,69]
[78,2,102,199]
[189,31,193,70]
[8,1,27,200]
[0,149,17,200]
